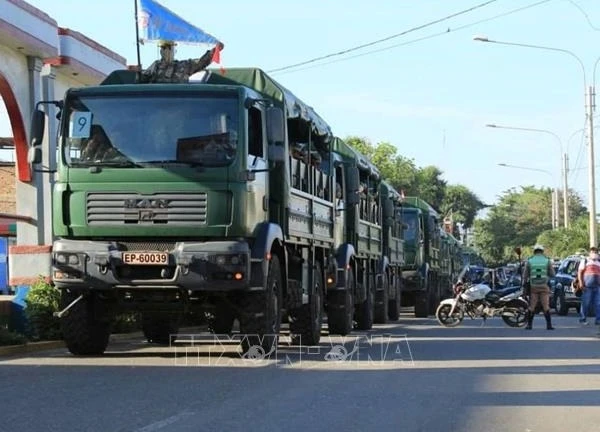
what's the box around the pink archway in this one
[0,72,31,182]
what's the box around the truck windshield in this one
[63,94,238,168]
[403,212,418,241]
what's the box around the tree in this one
[344,136,418,192]
[441,184,486,230]
[410,165,446,212]
[473,185,588,263]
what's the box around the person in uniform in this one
[522,244,555,330]
[141,40,224,83]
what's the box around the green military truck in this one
[400,196,442,317]
[29,67,360,354]
[379,181,405,321]
[328,138,383,332]
[439,229,463,301]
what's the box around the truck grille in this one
[86,193,207,226]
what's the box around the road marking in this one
[134,410,195,431]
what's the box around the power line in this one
[271,0,554,76]
[267,0,500,74]
[565,0,600,31]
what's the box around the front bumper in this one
[52,239,262,291]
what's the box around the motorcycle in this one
[435,281,529,328]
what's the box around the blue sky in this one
[2,0,600,207]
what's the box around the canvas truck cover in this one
[403,196,439,218]
[206,68,333,140]
[100,67,333,142]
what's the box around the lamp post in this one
[498,163,559,229]
[486,124,568,228]
[474,35,596,246]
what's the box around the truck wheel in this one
[374,274,389,324]
[289,264,324,346]
[414,292,428,318]
[238,255,282,355]
[355,274,374,330]
[554,290,568,316]
[207,300,236,335]
[327,269,355,336]
[388,276,402,321]
[142,313,180,345]
[61,291,111,356]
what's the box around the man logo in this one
[124,198,170,209]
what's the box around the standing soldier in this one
[141,40,224,83]
[522,244,555,330]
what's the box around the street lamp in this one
[486,124,568,228]
[498,163,559,229]
[475,35,596,246]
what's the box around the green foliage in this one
[413,166,447,211]
[441,184,486,228]
[537,215,592,258]
[24,277,62,341]
[0,327,27,346]
[343,136,482,230]
[474,186,588,263]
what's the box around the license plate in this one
[122,252,169,265]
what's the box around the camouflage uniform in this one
[141,49,214,83]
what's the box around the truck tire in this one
[355,274,374,330]
[414,292,428,318]
[327,269,355,336]
[61,291,111,356]
[142,313,180,345]
[388,276,402,321]
[289,264,324,346]
[207,300,236,335]
[374,274,389,324]
[238,255,283,355]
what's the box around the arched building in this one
[0,0,126,286]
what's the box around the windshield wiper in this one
[96,160,143,168]
[140,160,205,167]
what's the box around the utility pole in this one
[552,188,558,229]
[588,85,597,246]
[563,153,569,228]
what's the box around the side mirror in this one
[382,199,394,220]
[514,246,522,256]
[28,146,42,165]
[268,145,285,163]
[30,109,46,147]
[346,166,360,206]
[266,106,285,145]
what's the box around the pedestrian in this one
[522,244,555,330]
[141,40,224,84]
[576,246,600,325]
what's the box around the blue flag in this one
[138,0,220,45]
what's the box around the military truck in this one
[29,67,360,354]
[439,229,463,300]
[328,138,383,331]
[379,181,405,321]
[400,196,442,317]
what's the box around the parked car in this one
[549,255,584,315]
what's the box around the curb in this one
[0,340,66,357]
[0,326,209,358]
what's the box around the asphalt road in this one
[1,310,600,432]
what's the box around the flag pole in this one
[134,0,142,82]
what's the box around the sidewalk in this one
[0,326,208,358]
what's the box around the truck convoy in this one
[28,66,465,355]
